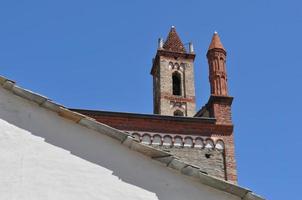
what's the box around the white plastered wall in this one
[0,87,240,200]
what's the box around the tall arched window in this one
[172,72,181,95]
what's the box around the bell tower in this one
[151,26,196,116]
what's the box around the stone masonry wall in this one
[154,146,225,180]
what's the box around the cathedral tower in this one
[151,27,196,116]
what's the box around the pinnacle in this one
[162,26,186,53]
[208,31,225,51]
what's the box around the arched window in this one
[174,110,184,116]
[172,72,181,95]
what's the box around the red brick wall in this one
[82,113,232,136]
[220,134,237,183]
[213,104,232,125]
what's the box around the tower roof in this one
[208,31,225,51]
[163,26,186,53]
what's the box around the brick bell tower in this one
[151,26,196,117]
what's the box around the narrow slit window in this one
[172,72,181,95]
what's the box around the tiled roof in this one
[163,26,187,53]
[0,75,264,200]
[208,32,225,51]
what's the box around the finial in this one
[171,25,175,29]
[189,42,194,53]
[158,38,164,49]
[214,31,218,34]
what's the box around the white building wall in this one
[0,87,240,200]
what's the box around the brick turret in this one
[204,32,233,125]
[207,32,228,96]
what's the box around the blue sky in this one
[1,0,301,199]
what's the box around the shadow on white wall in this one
[0,87,238,200]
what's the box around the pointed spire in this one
[208,31,225,51]
[163,26,186,53]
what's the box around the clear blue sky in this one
[1,1,301,199]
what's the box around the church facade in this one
[72,27,237,183]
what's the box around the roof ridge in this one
[0,75,264,200]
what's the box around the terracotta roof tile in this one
[163,26,186,53]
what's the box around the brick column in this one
[208,95,237,183]
[222,134,237,184]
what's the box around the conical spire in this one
[163,26,186,53]
[208,31,225,51]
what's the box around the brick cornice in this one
[208,95,233,106]
[70,109,234,136]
